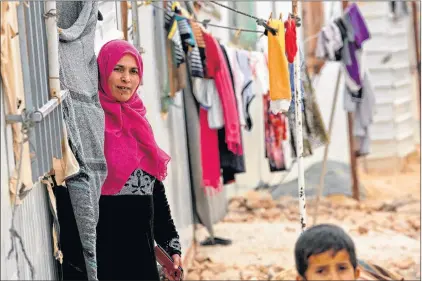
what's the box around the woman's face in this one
[107,54,141,102]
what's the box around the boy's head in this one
[294,224,360,281]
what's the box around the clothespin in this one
[279,12,283,20]
[235,28,242,40]
[258,12,277,38]
[201,19,211,29]
[262,12,278,36]
[289,13,301,27]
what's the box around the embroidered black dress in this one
[96,169,181,280]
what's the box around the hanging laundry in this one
[218,127,246,184]
[345,3,370,92]
[164,1,187,96]
[250,51,269,96]
[287,48,314,158]
[343,71,375,156]
[263,93,288,171]
[164,5,185,67]
[301,71,329,150]
[199,108,222,189]
[174,15,195,52]
[220,44,236,92]
[390,1,409,19]
[343,3,370,95]
[57,2,108,279]
[202,30,243,156]
[222,46,247,127]
[172,10,205,78]
[166,41,187,96]
[315,21,343,61]
[219,45,246,184]
[284,18,298,64]
[333,18,353,65]
[52,121,80,187]
[267,19,291,114]
[192,78,224,129]
[236,50,255,131]
[190,21,207,76]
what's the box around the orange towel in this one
[267,19,291,112]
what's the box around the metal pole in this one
[45,1,60,98]
[312,67,342,225]
[292,0,307,232]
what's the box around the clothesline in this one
[151,3,264,34]
[209,1,278,35]
[304,32,320,44]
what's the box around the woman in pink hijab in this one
[96,39,181,280]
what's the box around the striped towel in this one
[191,21,207,76]
[164,1,185,67]
[189,46,204,78]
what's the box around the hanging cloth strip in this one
[164,1,185,67]
[199,108,222,190]
[343,3,370,96]
[267,19,291,114]
[224,46,247,127]
[236,49,255,131]
[284,18,298,64]
[172,4,205,81]
[57,2,108,279]
[263,93,287,172]
[190,20,207,76]
[219,45,246,184]
[202,30,243,156]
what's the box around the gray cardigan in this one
[57,1,107,280]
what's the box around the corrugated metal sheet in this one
[1,81,57,280]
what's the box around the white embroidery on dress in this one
[168,238,181,252]
[117,169,156,196]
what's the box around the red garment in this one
[202,31,243,155]
[199,108,221,190]
[284,20,297,63]
[263,93,287,170]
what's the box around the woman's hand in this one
[163,254,182,281]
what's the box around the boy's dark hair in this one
[294,224,358,278]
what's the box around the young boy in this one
[294,224,360,280]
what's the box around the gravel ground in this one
[185,151,421,280]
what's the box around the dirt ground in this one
[185,149,421,280]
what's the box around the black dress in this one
[96,169,181,280]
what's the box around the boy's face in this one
[297,249,360,281]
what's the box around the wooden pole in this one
[121,1,128,41]
[411,1,421,117]
[312,67,342,225]
[342,1,360,201]
[292,0,308,232]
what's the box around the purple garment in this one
[344,3,370,88]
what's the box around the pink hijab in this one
[98,39,170,195]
